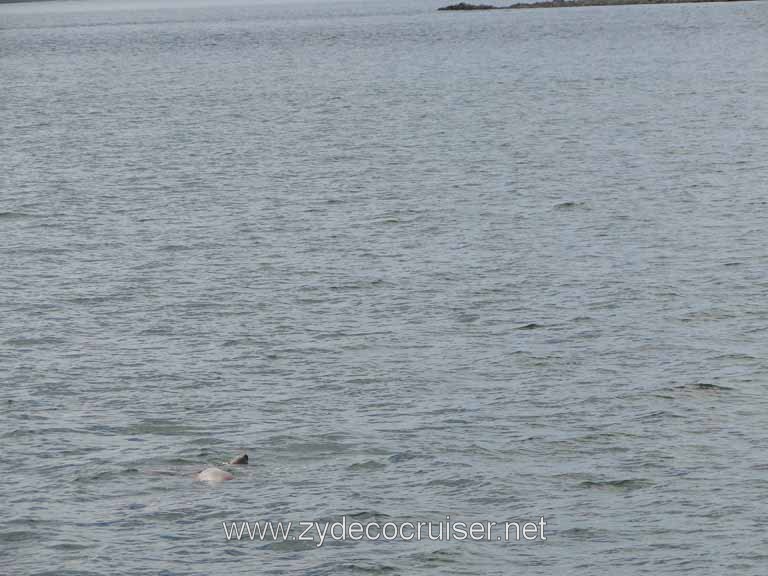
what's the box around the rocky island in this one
[440,0,758,9]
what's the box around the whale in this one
[195,453,248,484]
[229,453,248,465]
[196,467,235,483]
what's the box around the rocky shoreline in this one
[439,0,757,10]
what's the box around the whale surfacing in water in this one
[229,453,248,465]
[196,467,234,484]
[193,453,248,483]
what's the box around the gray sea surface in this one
[2,0,768,573]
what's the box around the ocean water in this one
[2,0,768,573]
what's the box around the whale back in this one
[196,467,234,483]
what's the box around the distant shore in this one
[439,0,759,10]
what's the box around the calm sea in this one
[2,0,768,573]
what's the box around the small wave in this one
[388,451,422,463]
[678,382,734,393]
[74,467,140,482]
[516,322,543,330]
[5,336,65,346]
[634,410,684,421]
[328,279,392,291]
[146,469,181,477]
[713,353,755,361]
[2,427,79,438]
[410,549,461,565]
[264,539,318,551]
[138,327,172,336]
[155,244,195,252]
[0,530,38,543]
[348,460,387,471]
[345,510,391,522]
[557,526,612,540]
[427,477,478,489]
[31,572,103,576]
[579,478,653,491]
[268,435,351,455]
[13,246,72,255]
[67,295,126,305]
[334,562,398,574]
[0,211,33,220]
[49,541,94,552]
[553,201,589,210]
[188,437,228,446]
[126,419,202,436]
